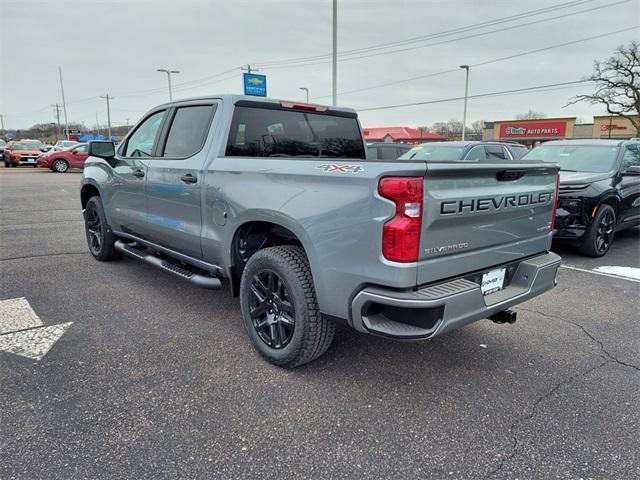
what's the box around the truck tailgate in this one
[417,161,558,285]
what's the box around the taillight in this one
[379,177,423,262]
[550,173,560,231]
[279,101,329,112]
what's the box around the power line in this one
[310,25,638,100]
[261,0,633,70]
[358,80,593,112]
[258,0,595,68]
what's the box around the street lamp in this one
[157,68,180,101]
[459,65,470,141]
[299,87,309,102]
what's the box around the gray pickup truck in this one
[80,95,561,367]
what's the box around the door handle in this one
[180,174,198,184]
[132,169,145,178]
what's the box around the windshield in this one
[399,144,465,161]
[13,143,41,151]
[225,106,365,158]
[522,145,618,173]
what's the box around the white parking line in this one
[0,297,73,360]
[561,265,640,283]
[0,297,43,334]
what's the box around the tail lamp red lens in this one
[550,173,560,231]
[378,177,423,262]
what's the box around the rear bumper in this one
[350,252,561,339]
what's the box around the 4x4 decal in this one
[316,164,364,174]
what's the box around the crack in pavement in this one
[518,306,640,372]
[0,251,89,262]
[484,359,609,479]
[484,306,638,478]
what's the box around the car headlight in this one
[558,198,581,214]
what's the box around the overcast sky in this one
[1,0,638,130]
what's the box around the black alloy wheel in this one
[580,203,616,257]
[85,203,103,256]
[248,269,295,349]
[594,208,615,255]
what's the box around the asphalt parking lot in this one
[1,169,638,480]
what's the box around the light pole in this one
[332,0,337,106]
[299,87,309,102]
[460,65,469,141]
[157,68,180,101]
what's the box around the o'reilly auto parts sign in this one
[499,121,567,139]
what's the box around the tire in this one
[239,245,335,368]
[84,195,122,261]
[579,204,616,257]
[52,159,69,173]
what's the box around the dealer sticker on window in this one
[481,268,506,296]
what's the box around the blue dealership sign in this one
[6,131,15,140]
[243,73,267,97]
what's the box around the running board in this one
[114,240,222,289]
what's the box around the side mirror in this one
[88,141,116,159]
[623,165,640,176]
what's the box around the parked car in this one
[50,140,79,153]
[367,142,412,160]
[37,143,89,172]
[399,141,529,161]
[521,139,640,257]
[3,141,43,167]
[80,95,560,368]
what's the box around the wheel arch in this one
[226,215,319,298]
[596,194,621,220]
[80,183,101,210]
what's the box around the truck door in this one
[144,102,218,259]
[108,109,167,239]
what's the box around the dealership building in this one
[482,115,639,147]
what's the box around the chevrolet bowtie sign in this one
[243,73,267,97]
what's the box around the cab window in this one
[73,144,88,153]
[485,145,508,160]
[124,111,165,157]
[621,145,640,170]
[464,146,486,161]
[163,105,215,158]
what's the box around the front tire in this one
[579,204,616,257]
[52,159,69,173]
[239,245,335,368]
[84,196,122,261]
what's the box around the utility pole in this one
[51,104,62,137]
[0,113,5,133]
[459,65,470,141]
[95,112,100,136]
[58,66,69,140]
[100,94,113,138]
[332,0,337,106]
[157,68,180,101]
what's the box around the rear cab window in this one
[225,103,365,159]
[162,105,215,158]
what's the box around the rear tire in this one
[579,204,616,257]
[52,159,69,173]
[84,195,122,261]
[239,245,335,368]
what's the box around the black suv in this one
[366,142,412,160]
[398,141,529,161]
[521,139,640,257]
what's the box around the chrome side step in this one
[114,240,222,289]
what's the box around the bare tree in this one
[470,120,485,135]
[515,109,547,120]
[567,40,640,135]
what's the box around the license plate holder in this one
[481,268,506,296]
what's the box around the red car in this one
[37,143,89,172]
